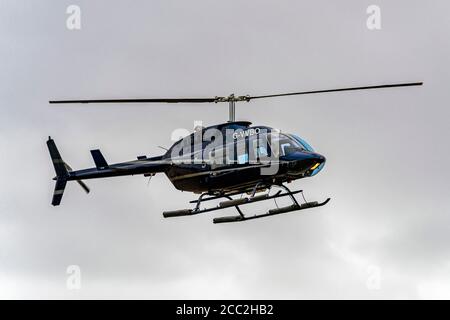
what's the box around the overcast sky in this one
[0,0,449,299]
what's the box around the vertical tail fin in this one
[47,137,69,206]
[47,137,89,206]
[52,177,67,206]
[47,137,69,179]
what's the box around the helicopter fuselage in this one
[57,121,325,196]
[163,121,326,194]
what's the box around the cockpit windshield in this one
[268,133,305,157]
[291,134,314,152]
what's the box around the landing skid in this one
[162,184,330,224]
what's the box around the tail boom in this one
[47,137,168,206]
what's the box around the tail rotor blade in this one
[76,180,90,194]
[64,161,90,193]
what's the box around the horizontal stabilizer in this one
[90,149,108,170]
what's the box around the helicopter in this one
[48,82,422,223]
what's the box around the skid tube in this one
[163,184,330,224]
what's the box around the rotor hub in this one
[214,94,251,103]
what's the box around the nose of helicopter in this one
[287,151,326,176]
[309,152,325,167]
[316,153,326,164]
[310,153,326,176]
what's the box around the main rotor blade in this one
[49,98,217,104]
[49,82,422,105]
[248,82,423,100]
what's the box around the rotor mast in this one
[229,94,235,122]
[214,94,250,122]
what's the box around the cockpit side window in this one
[248,135,269,163]
[209,147,224,168]
[236,138,248,165]
[209,142,235,168]
[280,143,292,156]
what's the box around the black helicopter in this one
[48,82,422,223]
